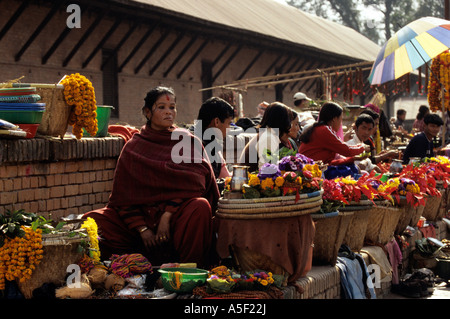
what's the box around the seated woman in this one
[239,102,293,172]
[83,86,220,267]
[298,102,368,166]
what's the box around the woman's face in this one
[330,113,343,132]
[289,117,300,139]
[146,93,177,130]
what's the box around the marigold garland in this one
[0,227,43,290]
[81,217,100,262]
[428,52,450,112]
[61,73,98,139]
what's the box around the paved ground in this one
[385,281,450,299]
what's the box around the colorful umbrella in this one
[369,16,450,85]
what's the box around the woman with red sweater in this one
[298,102,368,166]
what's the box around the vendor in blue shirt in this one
[402,113,443,164]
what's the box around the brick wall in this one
[0,137,124,221]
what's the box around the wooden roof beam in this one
[163,35,198,78]
[0,0,30,42]
[176,38,209,79]
[15,0,64,61]
[133,27,171,74]
[63,10,106,67]
[118,22,157,73]
[237,49,264,80]
[149,31,185,76]
[101,21,138,70]
[82,18,121,68]
[212,45,242,83]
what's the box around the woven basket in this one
[230,245,289,286]
[340,205,372,252]
[364,202,402,245]
[395,198,425,234]
[36,85,72,137]
[17,232,86,299]
[217,191,322,219]
[422,191,443,222]
[311,211,354,266]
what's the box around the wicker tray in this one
[216,198,322,219]
[17,232,87,299]
[312,211,354,266]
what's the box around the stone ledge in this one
[0,136,125,164]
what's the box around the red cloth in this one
[84,124,220,266]
[216,215,315,283]
[107,124,140,142]
[299,125,364,164]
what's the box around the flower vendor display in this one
[241,154,322,200]
[0,210,44,291]
[206,265,278,294]
[61,73,98,139]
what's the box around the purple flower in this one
[257,163,281,180]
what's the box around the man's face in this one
[355,121,374,142]
[424,123,441,138]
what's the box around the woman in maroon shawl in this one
[83,87,220,267]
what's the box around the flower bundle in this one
[320,179,347,213]
[81,217,101,262]
[401,163,441,198]
[377,177,425,207]
[206,266,276,293]
[428,52,450,112]
[242,156,322,199]
[333,172,379,204]
[61,73,98,139]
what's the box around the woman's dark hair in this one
[299,102,342,144]
[360,108,380,120]
[355,113,375,128]
[416,105,430,120]
[197,97,234,136]
[258,102,292,137]
[142,86,176,121]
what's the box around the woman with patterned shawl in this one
[83,87,220,267]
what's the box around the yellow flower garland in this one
[62,73,98,139]
[0,227,43,290]
[428,52,450,112]
[81,217,101,262]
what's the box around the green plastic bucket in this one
[83,105,113,137]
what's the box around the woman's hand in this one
[139,227,158,251]
[156,212,172,245]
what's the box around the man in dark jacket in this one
[402,113,443,164]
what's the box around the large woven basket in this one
[340,202,372,252]
[217,191,322,219]
[311,211,354,266]
[422,191,443,222]
[17,231,86,299]
[395,197,425,234]
[364,201,402,245]
[36,85,72,137]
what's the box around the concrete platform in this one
[279,219,449,299]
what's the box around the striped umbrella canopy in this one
[369,16,450,85]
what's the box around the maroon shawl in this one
[108,124,219,211]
